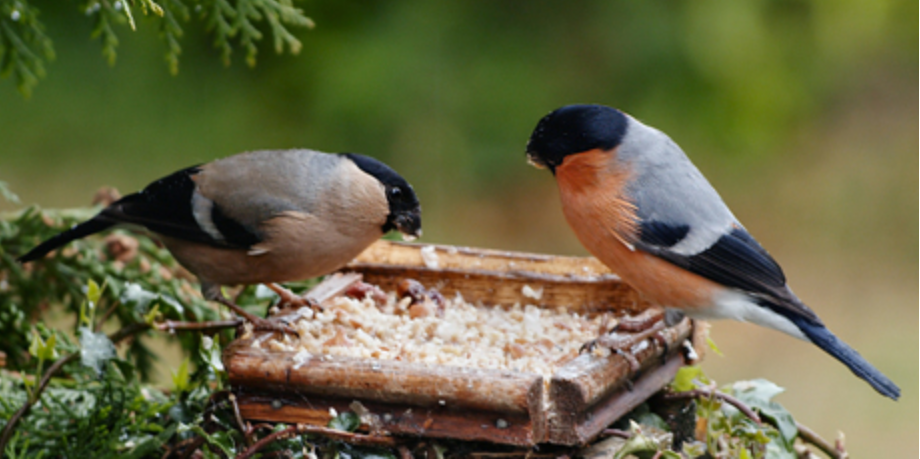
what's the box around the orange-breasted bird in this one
[525,104,899,400]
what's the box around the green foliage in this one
[605,367,811,458]
[0,0,314,97]
[0,354,177,458]
[0,0,53,98]
[0,204,221,378]
[328,410,361,433]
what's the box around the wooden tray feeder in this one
[224,240,707,446]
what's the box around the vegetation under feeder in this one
[0,189,849,457]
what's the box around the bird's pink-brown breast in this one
[554,149,723,310]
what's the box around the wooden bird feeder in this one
[224,240,707,446]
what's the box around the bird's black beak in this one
[393,209,422,241]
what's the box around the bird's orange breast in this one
[555,149,721,310]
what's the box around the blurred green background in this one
[1,1,916,456]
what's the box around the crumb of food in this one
[272,281,614,377]
[420,246,439,269]
[521,284,543,300]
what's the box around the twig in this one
[0,322,152,452]
[796,422,847,459]
[94,300,121,332]
[155,319,242,333]
[177,435,208,459]
[236,424,398,459]
[228,393,252,447]
[600,428,631,439]
[162,436,203,459]
[661,389,762,425]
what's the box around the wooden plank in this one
[226,341,543,415]
[235,391,539,446]
[347,241,649,314]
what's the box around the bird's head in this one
[526,104,628,173]
[342,153,422,240]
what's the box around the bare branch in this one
[661,388,762,425]
[236,423,398,459]
[797,422,848,459]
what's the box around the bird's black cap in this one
[525,104,628,173]
[342,153,422,238]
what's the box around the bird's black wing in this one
[635,221,821,324]
[102,166,261,248]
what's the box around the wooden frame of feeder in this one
[224,240,707,446]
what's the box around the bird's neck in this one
[555,148,639,250]
[554,149,617,195]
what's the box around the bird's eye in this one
[389,187,403,199]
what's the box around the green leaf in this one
[87,279,102,307]
[28,330,44,359]
[670,365,706,392]
[182,424,237,457]
[328,410,361,432]
[198,335,225,374]
[612,421,671,459]
[0,180,20,203]
[730,379,798,448]
[172,358,191,393]
[29,331,58,361]
[143,303,161,325]
[706,334,724,357]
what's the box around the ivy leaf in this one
[612,421,674,459]
[670,365,706,392]
[731,379,798,448]
[181,424,237,457]
[328,410,361,432]
[198,335,225,374]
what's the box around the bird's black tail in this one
[792,316,900,400]
[17,215,117,263]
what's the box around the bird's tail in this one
[793,317,900,400]
[17,215,117,263]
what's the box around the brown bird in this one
[19,149,421,333]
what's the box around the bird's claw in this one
[249,317,301,338]
[579,311,671,372]
[579,339,599,355]
[267,283,324,313]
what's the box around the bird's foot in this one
[266,283,323,312]
[580,309,670,371]
[248,316,301,337]
[215,295,300,337]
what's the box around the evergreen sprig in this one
[0,0,314,97]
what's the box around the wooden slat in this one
[226,342,543,414]
[235,392,540,446]
[348,241,649,314]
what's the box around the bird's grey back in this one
[616,116,738,255]
[197,149,344,228]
